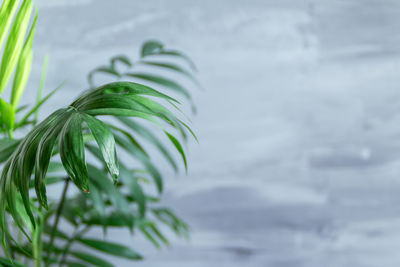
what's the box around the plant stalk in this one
[45,179,70,267]
[58,226,90,267]
[33,207,44,267]
[7,128,14,139]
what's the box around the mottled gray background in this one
[24,0,400,266]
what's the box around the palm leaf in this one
[70,251,114,267]
[10,10,37,108]
[138,60,199,86]
[83,114,119,181]
[0,0,33,94]
[77,238,142,260]
[140,40,197,71]
[124,72,191,100]
[0,0,20,51]
[0,81,192,246]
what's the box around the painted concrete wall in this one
[26,0,400,266]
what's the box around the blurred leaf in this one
[109,124,148,156]
[0,256,27,267]
[0,138,19,163]
[139,219,169,248]
[111,54,132,69]
[157,50,197,71]
[65,262,88,267]
[87,164,131,217]
[0,98,15,130]
[165,131,187,172]
[88,66,120,88]
[84,212,133,228]
[152,208,189,238]
[119,164,146,217]
[0,0,20,51]
[70,251,114,267]
[113,133,163,193]
[29,176,64,188]
[141,40,163,57]
[118,117,178,172]
[42,224,68,240]
[139,60,199,85]
[47,162,66,173]
[77,238,143,260]
[16,104,29,113]
[17,80,65,129]
[140,40,197,71]
[87,182,105,216]
[125,72,191,100]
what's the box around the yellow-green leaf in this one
[0,98,15,129]
[0,0,33,94]
[11,10,37,108]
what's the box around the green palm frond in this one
[0,81,189,227]
[141,40,197,71]
[0,0,33,94]
[11,9,37,108]
[0,81,194,265]
[0,0,37,137]
[87,40,200,107]
[0,0,198,264]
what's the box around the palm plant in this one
[0,1,199,266]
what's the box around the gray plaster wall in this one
[22,0,400,266]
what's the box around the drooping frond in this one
[0,81,192,241]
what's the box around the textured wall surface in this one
[27,0,400,266]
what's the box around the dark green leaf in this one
[65,261,88,267]
[77,238,143,260]
[71,251,114,267]
[88,66,120,88]
[47,162,65,173]
[87,182,105,216]
[139,219,169,248]
[158,50,197,71]
[82,113,119,181]
[141,40,163,57]
[35,111,70,208]
[42,224,68,240]
[0,256,27,267]
[165,131,187,172]
[140,40,197,71]
[0,97,15,129]
[87,164,131,217]
[29,176,64,188]
[109,125,148,156]
[139,60,199,85]
[124,72,191,100]
[84,212,133,228]
[59,112,89,192]
[119,164,146,217]
[113,133,163,193]
[111,55,132,69]
[117,117,178,172]
[0,138,19,163]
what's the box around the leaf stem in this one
[33,207,44,267]
[45,178,70,266]
[58,226,90,267]
[7,128,14,139]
